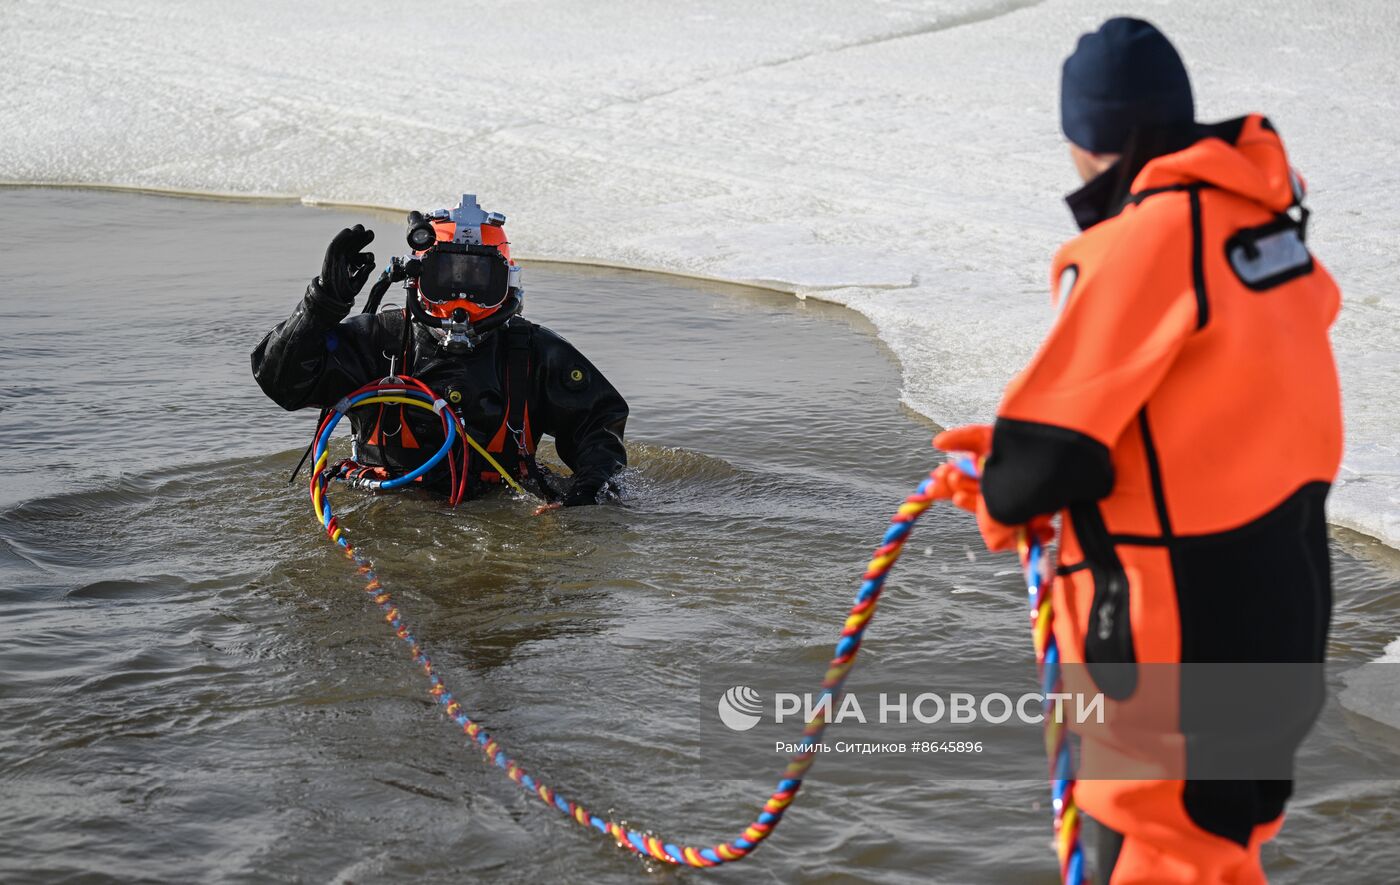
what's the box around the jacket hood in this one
[1133,114,1299,213]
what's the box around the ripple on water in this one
[1,190,1397,884]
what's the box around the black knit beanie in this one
[1061,17,1195,153]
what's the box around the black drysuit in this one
[251,282,628,503]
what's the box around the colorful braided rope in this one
[1022,535,1085,884]
[308,376,944,867]
[952,456,1084,885]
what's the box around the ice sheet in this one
[2,0,1397,552]
[1339,638,1400,731]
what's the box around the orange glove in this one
[931,424,991,513]
[932,424,991,512]
[929,462,982,513]
[973,499,1055,553]
[932,424,1055,553]
[933,424,993,458]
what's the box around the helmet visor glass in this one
[418,249,510,305]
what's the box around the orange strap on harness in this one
[483,322,535,482]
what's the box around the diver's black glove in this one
[560,485,597,507]
[561,479,614,507]
[317,225,377,306]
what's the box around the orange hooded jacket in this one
[979,115,1343,852]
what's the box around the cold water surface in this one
[0,189,1397,883]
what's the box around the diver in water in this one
[252,195,628,512]
[933,18,1341,885]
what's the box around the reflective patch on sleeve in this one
[1289,166,1306,204]
[563,365,590,391]
[1055,264,1079,315]
[1226,221,1314,291]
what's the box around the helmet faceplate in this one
[414,195,520,322]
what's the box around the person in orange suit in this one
[932,17,1343,885]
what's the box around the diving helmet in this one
[401,195,523,351]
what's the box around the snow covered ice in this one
[2,3,1397,554]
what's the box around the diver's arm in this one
[250,286,387,411]
[532,330,629,506]
[251,225,384,411]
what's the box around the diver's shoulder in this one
[516,318,581,353]
[340,307,409,350]
[341,311,381,333]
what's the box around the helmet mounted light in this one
[406,211,437,251]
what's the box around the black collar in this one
[1063,122,1221,231]
[1065,163,1129,231]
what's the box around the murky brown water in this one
[1,188,1397,883]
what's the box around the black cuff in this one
[982,418,1114,524]
[302,278,353,324]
